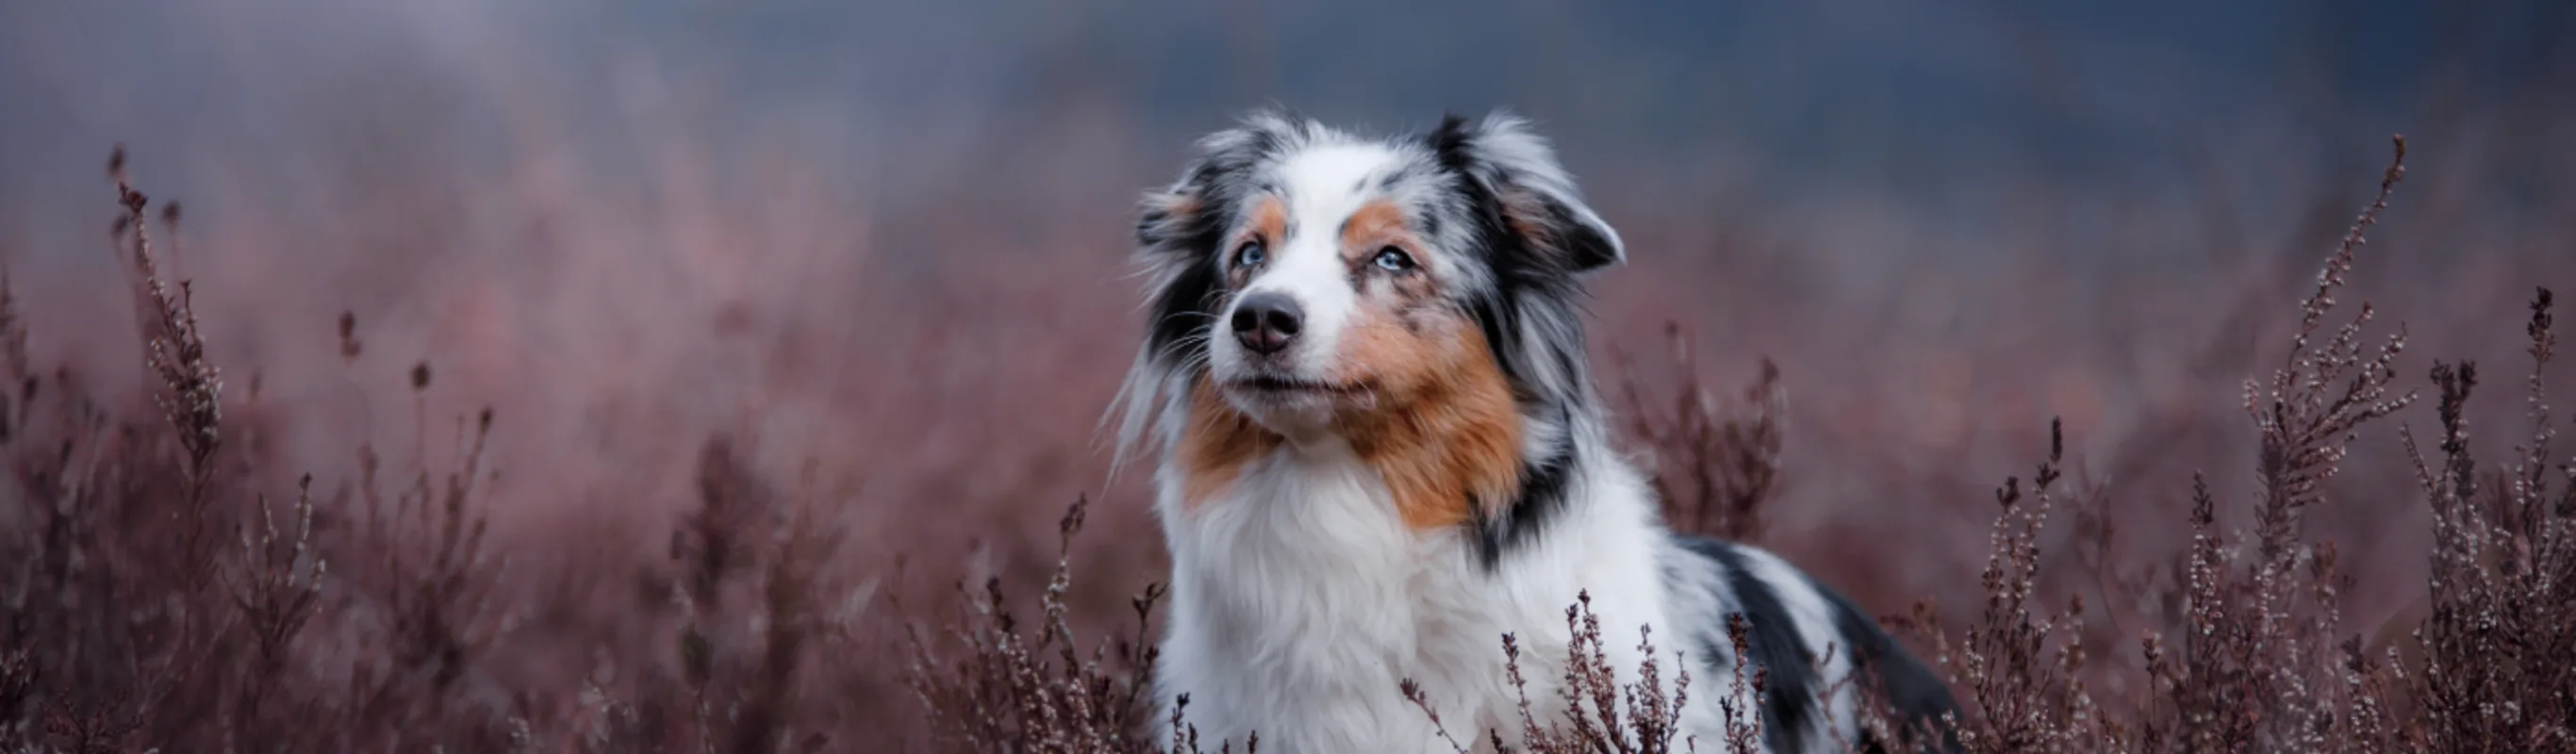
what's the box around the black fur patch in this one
[1815,577,1963,753]
[1538,197,1621,271]
[1679,535,1821,754]
[1431,115,1597,568]
[1466,407,1573,570]
[1143,253,1225,369]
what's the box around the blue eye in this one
[1234,240,1266,269]
[1372,247,1414,272]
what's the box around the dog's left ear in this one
[1429,112,1625,271]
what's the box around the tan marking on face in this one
[1340,199,1412,254]
[1332,305,1523,532]
[1337,197,1435,303]
[1325,199,1447,390]
[1246,195,1287,245]
[1320,198,1521,531]
[1226,196,1289,287]
[1177,376,1280,510]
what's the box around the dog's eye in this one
[1372,247,1415,272]
[1233,240,1266,270]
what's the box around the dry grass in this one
[0,126,2571,753]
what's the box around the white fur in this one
[1148,431,1692,752]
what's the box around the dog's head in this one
[1116,109,1621,449]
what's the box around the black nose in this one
[1230,291,1303,355]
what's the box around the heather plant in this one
[1884,137,2409,754]
[1891,134,2576,754]
[1403,597,1745,754]
[0,149,245,751]
[2386,289,2576,751]
[1615,324,1787,544]
[900,494,1185,753]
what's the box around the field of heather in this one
[3,1,2572,751]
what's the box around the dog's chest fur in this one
[1151,438,1676,753]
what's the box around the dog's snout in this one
[1230,292,1303,355]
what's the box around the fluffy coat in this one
[1113,108,1957,753]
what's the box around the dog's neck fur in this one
[1148,378,1673,752]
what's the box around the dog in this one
[1110,108,1959,753]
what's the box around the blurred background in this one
[3,0,2573,731]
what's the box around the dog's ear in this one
[1135,107,1313,262]
[1428,112,1625,272]
[1129,108,1315,369]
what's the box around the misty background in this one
[11,2,2568,215]
[3,0,2574,702]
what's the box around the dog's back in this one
[1666,535,1962,753]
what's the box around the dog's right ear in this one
[1135,107,1313,261]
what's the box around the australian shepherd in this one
[1111,108,1959,753]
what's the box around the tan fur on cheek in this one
[1337,316,1523,532]
[1329,200,1523,532]
[1177,377,1279,511]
